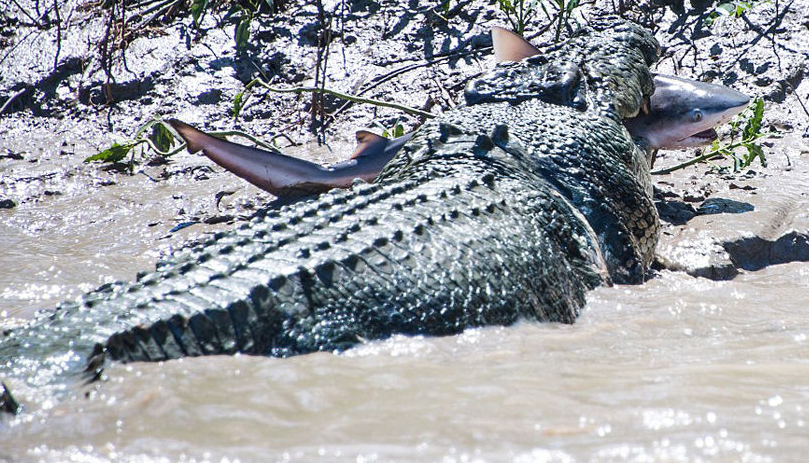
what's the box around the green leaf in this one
[744,143,765,168]
[150,122,174,153]
[756,145,767,167]
[233,91,244,118]
[84,142,135,163]
[742,97,764,141]
[190,0,208,27]
[717,3,735,16]
[235,16,251,51]
[734,1,753,16]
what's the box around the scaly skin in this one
[0,18,658,410]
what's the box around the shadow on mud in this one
[725,231,809,271]
[656,196,755,226]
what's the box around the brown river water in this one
[1,129,808,462]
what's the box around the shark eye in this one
[693,109,704,122]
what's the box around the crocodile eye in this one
[693,109,703,122]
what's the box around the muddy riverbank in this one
[1,0,809,461]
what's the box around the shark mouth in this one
[693,128,718,140]
[678,128,718,145]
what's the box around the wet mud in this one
[1,0,809,461]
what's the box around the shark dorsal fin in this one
[350,130,388,159]
[492,26,541,63]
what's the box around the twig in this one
[253,80,436,119]
[0,88,27,116]
[10,0,41,26]
[782,82,809,120]
[132,0,177,21]
[0,26,42,67]
[52,0,61,71]
[327,47,490,124]
[142,137,186,157]
[132,0,180,33]
[161,120,288,154]
[374,43,491,68]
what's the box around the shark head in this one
[625,74,751,149]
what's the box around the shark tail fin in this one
[166,119,209,154]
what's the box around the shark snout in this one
[711,85,750,122]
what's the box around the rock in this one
[696,197,755,215]
[0,149,24,160]
[203,215,235,225]
[0,199,16,209]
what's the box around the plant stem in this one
[252,79,436,119]
[650,141,747,175]
[0,88,27,115]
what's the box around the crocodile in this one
[1,18,739,414]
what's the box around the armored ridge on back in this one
[2,18,663,413]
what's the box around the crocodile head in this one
[625,74,750,149]
[491,27,750,150]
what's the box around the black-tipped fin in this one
[1,382,19,415]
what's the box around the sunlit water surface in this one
[1,264,807,462]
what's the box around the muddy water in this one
[0,265,807,462]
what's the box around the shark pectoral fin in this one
[351,130,388,159]
[491,26,542,63]
[339,130,412,183]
